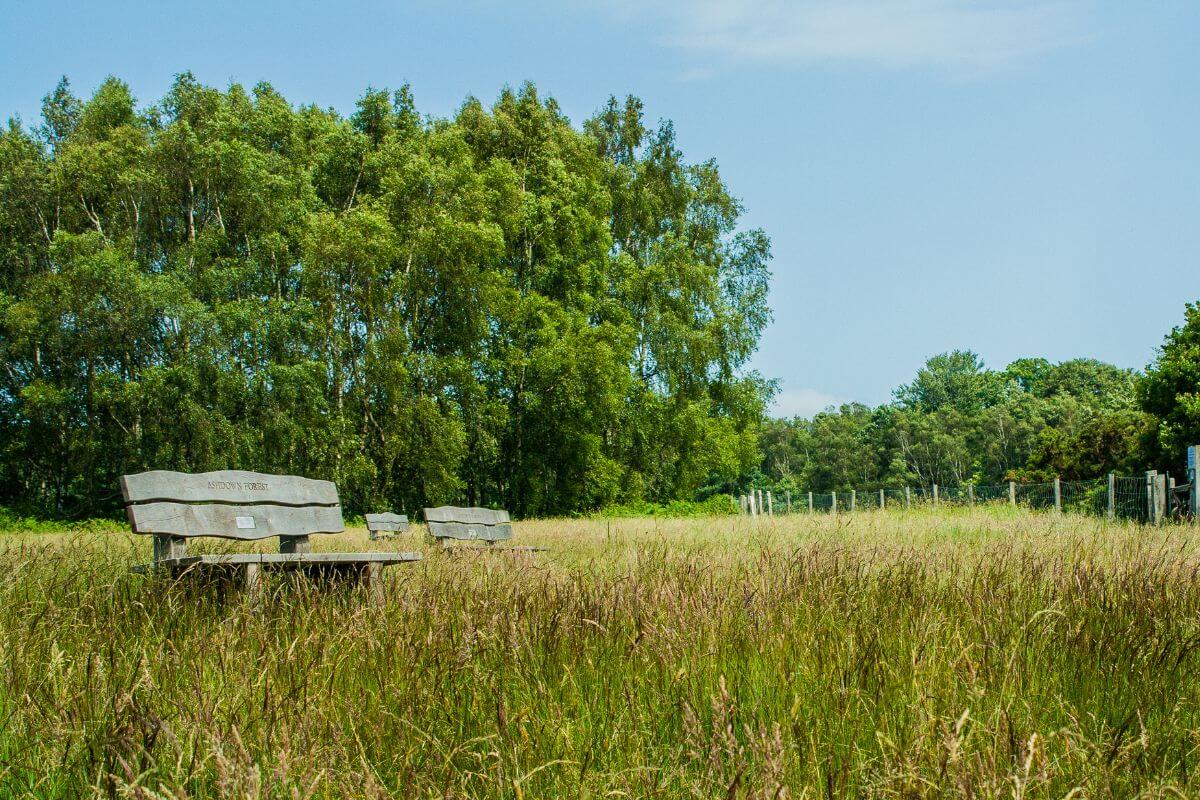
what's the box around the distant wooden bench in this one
[422,506,547,552]
[365,512,409,540]
[120,470,422,597]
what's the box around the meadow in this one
[0,509,1198,799]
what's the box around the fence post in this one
[1054,477,1062,514]
[968,484,975,505]
[1190,445,1198,520]
[850,489,856,513]
[905,486,911,509]
[1009,481,1016,506]
[880,488,885,509]
[933,484,939,507]
[756,490,763,517]
[1146,471,1156,524]
[739,494,745,515]
[831,491,837,514]
[1107,473,1115,520]
[1155,473,1167,525]
[786,490,792,514]
[750,492,758,518]
[808,491,813,513]
[1168,476,1176,520]
[766,491,774,516]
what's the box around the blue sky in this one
[3,1,1197,416]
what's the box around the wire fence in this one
[740,471,1191,526]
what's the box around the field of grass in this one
[1,509,1198,798]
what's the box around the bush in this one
[594,494,737,518]
[0,506,123,535]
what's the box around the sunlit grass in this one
[1,508,1198,798]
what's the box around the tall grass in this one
[1,509,1198,798]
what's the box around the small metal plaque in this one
[236,516,256,529]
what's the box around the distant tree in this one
[895,350,1004,414]
[1003,357,1053,393]
[759,351,1148,493]
[804,404,883,490]
[1023,412,1151,481]
[1016,358,1138,409]
[1139,301,1200,467]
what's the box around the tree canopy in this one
[1140,301,1200,463]
[0,76,772,517]
[757,351,1154,493]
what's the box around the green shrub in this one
[595,494,737,518]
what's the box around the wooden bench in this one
[422,506,546,552]
[365,512,409,540]
[120,470,422,596]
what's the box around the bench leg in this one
[245,563,262,604]
[364,562,383,604]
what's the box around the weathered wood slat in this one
[132,551,423,572]
[440,545,548,553]
[121,470,339,506]
[425,520,513,541]
[423,506,510,525]
[128,502,344,540]
[148,552,423,566]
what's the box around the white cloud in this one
[611,0,1088,77]
[770,387,844,418]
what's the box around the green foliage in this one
[895,349,1005,413]
[1139,301,1200,468]
[762,351,1153,492]
[0,76,771,518]
[0,506,121,535]
[596,493,737,518]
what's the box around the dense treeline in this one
[0,75,771,517]
[757,324,1200,494]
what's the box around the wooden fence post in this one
[831,491,837,514]
[880,488,885,509]
[766,491,774,516]
[786,490,792,514]
[1146,471,1157,525]
[905,486,911,509]
[1189,445,1198,520]
[932,484,939,507]
[750,492,758,518]
[1054,477,1062,514]
[850,489,856,513]
[808,491,813,513]
[968,484,975,505]
[1155,473,1167,525]
[1009,481,1016,506]
[1107,474,1115,520]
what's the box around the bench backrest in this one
[365,513,409,539]
[120,470,343,558]
[422,506,512,544]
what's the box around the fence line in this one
[741,470,1193,526]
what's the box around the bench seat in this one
[437,545,548,554]
[134,551,423,572]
